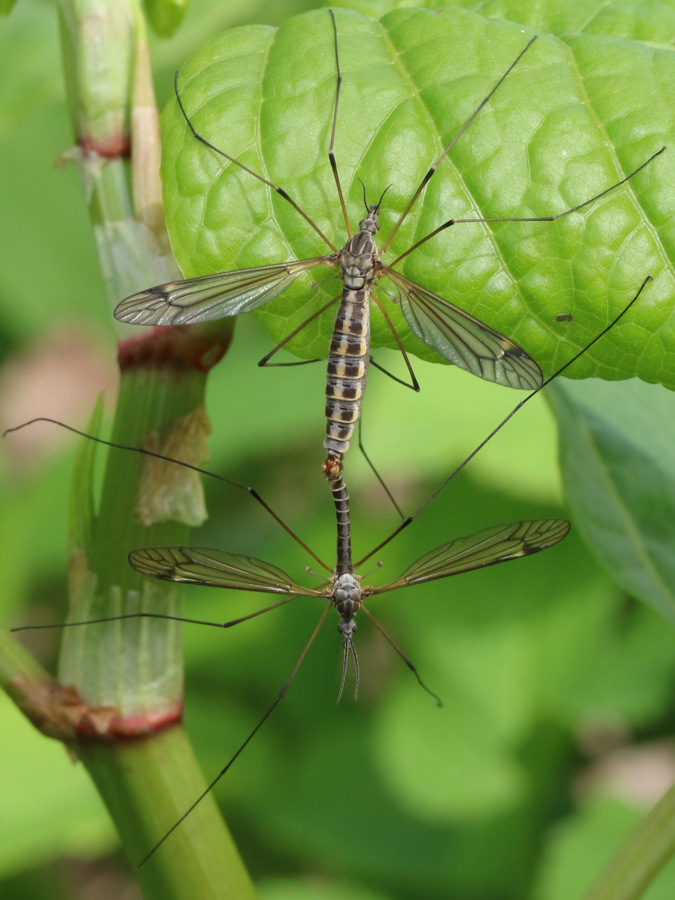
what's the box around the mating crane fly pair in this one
[111,7,660,701]
[11,267,652,865]
[18,6,661,866]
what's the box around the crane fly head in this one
[359,205,381,235]
[357,179,392,235]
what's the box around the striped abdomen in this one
[323,288,371,461]
[328,466,354,577]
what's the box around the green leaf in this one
[160,5,674,386]
[0,0,19,16]
[549,378,675,623]
[535,795,675,900]
[417,0,675,43]
[143,0,189,38]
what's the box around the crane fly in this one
[113,8,664,479]
[108,465,570,866]
[129,482,569,707]
[6,442,572,867]
[8,274,653,864]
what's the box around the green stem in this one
[582,788,675,900]
[59,370,205,722]
[0,630,66,744]
[81,726,256,900]
[0,616,256,900]
[0,628,50,690]
[0,0,248,895]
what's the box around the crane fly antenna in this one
[359,177,368,213]
[337,636,359,704]
[377,184,392,209]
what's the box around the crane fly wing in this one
[114,257,334,326]
[381,266,543,390]
[368,519,570,593]
[129,547,320,596]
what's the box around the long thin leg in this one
[389,147,666,268]
[257,294,340,367]
[3,419,331,572]
[174,71,337,252]
[361,604,442,706]
[357,418,405,520]
[369,357,419,390]
[370,290,420,391]
[381,36,538,255]
[327,8,351,238]
[12,596,299,633]
[137,602,332,868]
[356,274,653,565]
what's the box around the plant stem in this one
[1,0,249,895]
[81,726,256,900]
[582,789,675,900]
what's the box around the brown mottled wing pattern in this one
[114,257,332,326]
[382,266,542,390]
[129,546,321,596]
[368,519,569,593]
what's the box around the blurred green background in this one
[2,1,675,899]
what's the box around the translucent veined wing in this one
[367,519,569,593]
[129,546,322,597]
[114,257,334,326]
[381,265,543,390]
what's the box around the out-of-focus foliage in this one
[1,1,675,899]
[144,0,189,38]
[551,378,675,623]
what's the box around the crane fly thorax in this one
[339,209,381,293]
[332,571,362,622]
